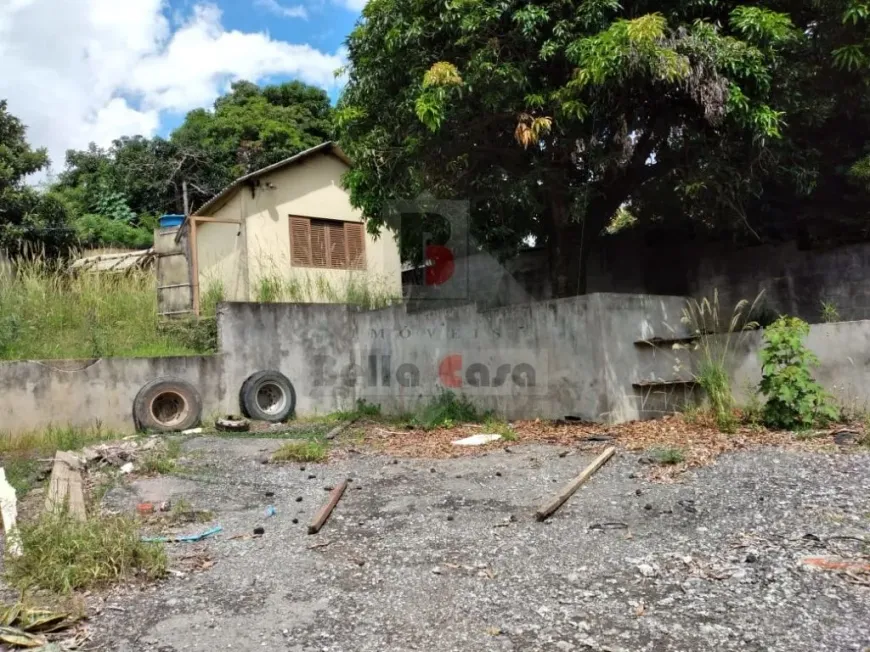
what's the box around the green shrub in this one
[820,300,841,324]
[649,447,685,465]
[5,513,167,593]
[759,316,839,430]
[482,417,518,441]
[412,391,486,430]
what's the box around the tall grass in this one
[0,424,120,456]
[5,513,167,593]
[0,257,200,360]
[251,254,401,310]
[680,290,765,432]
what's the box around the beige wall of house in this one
[196,151,401,306]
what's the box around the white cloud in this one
[255,0,308,19]
[337,0,367,9]
[0,0,344,177]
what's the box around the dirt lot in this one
[82,431,870,652]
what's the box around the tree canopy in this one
[0,100,75,256]
[337,0,870,295]
[0,80,334,253]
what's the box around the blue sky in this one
[155,0,362,134]
[0,0,364,176]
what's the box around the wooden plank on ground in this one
[535,446,616,522]
[45,451,87,521]
[308,480,349,534]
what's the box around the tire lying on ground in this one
[239,371,296,422]
[133,378,202,432]
[216,415,251,433]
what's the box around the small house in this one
[157,142,401,316]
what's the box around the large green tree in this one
[0,100,76,255]
[53,79,334,248]
[337,0,870,296]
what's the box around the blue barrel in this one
[159,214,185,228]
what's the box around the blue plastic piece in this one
[264,505,277,518]
[142,525,222,543]
[158,214,185,228]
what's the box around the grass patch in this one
[271,439,329,463]
[412,391,487,430]
[3,458,42,497]
[649,447,686,465]
[5,513,167,594]
[140,438,182,475]
[482,417,518,442]
[0,425,119,457]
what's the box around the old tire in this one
[216,415,250,433]
[240,371,296,422]
[133,378,202,433]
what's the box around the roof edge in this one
[192,141,350,218]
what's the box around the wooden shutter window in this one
[290,217,312,267]
[345,222,366,270]
[290,217,367,270]
[310,221,328,268]
[327,221,347,269]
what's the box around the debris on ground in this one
[45,452,86,521]
[361,414,843,480]
[82,439,159,470]
[451,434,502,447]
[0,468,23,557]
[308,479,348,534]
[535,446,615,521]
[142,525,222,544]
[0,601,83,650]
[326,419,357,440]
[215,416,250,433]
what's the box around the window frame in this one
[289,216,366,271]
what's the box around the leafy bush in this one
[412,391,486,430]
[759,316,839,429]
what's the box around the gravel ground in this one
[91,436,870,652]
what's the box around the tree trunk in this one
[546,190,619,299]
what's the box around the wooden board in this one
[45,451,87,521]
[308,480,348,534]
[535,447,616,522]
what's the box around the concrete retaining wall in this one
[217,294,692,422]
[0,356,225,435]
[4,294,870,436]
